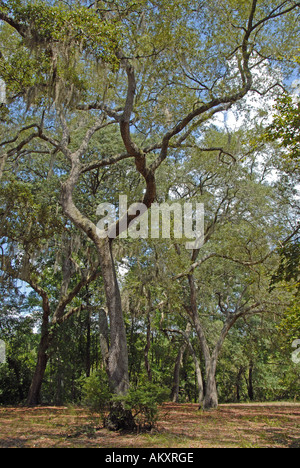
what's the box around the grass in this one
[0,403,299,448]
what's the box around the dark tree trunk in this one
[86,310,91,378]
[236,366,244,402]
[248,360,254,401]
[26,308,50,406]
[104,401,136,432]
[144,311,153,383]
[99,308,110,372]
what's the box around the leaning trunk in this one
[61,168,134,429]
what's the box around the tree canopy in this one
[0,0,299,426]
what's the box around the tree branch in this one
[175,250,274,280]
[0,9,27,37]
[52,264,101,324]
[81,151,132,174]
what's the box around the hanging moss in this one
[0,1,122,108]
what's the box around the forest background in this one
[0,0,299,429]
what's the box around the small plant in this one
[81,370,111,417]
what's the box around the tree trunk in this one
[193,354,204,406]
[61,164,133,429]
[86,310,91,378]
[203,360,218,410]
[96,239,136,431]
[236,366,244,402]
[26,309,50,406]
[187,274,214,409]
[99,308,110,372]
[144,311,153,383]
[97,238,129,396]
[171,343,186,402]
[248,360,254,401]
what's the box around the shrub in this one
[82,374,169,431]
[81,370,111,415]
[113,382,169,430]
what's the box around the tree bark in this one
[86,310,91,378]
[171,343,186,403]
[187,274,244,410]
[99,308,110,372]
[247,360,254,401]
[203,359,218,410]
[60,159,133,429]
[144,295,153,383]
[97,238,129,396]
[194,355,204,406]
[187,274,216,409]
[236,366,244,402]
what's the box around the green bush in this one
[113,382,169,430]
[81,374,169,430]
[81,370,111,415]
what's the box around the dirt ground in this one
[0,403,299,448]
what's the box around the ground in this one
[0,403,299,448]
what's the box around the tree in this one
[127,120,297,409]
[266,71,300,344]
[0,169,102,405]
[0,284,38,404]
[1,0,300,425]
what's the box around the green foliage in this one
[271,240,300,295]
[0,176,63,257]
[81,373,169,429]
[0,295,38,405]
[1,0,300,414]
[0,0,122,107]
[266,95,300,168]
[1,0,121,62]
[81,369,111,415]
[278,298,300,344]
[113,383,169,430]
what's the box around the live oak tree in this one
[125,127,296,409]
[1,0,300,423]
[0,171,102,405]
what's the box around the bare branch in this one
[77,103,123,121]
[81,151,133,173]
[176,250,274,280]
[252,1,300,32]
[73,114,106,161]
